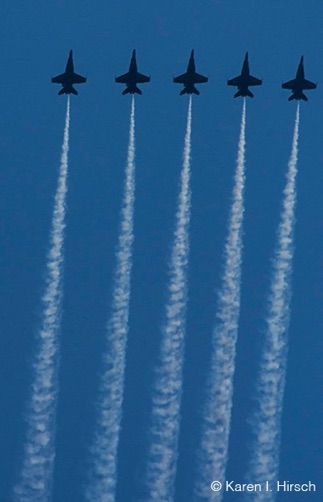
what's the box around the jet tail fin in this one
[179,86,200,96]
[122,86,142,95]
[289,92,308,102]
[234,89,254,98]
[58,87,78,96]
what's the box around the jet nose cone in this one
[300,55,304,63]
[191,49,194,57]
[132,49,136,56]
[245,51,249,60]
[69,49,73,58]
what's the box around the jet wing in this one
[51,73,66,84]
[115,72,130,83]
[72,73,86,84]
[282,79,296,90]
[227,76,242,87]
[302,79,316,90]
[136,72,150,83]
[173,73,188,84]
[247,75,262,86]
[194,73,208,83]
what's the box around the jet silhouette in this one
[173,50,208,95]
[115,50,150,95]
[51,50,86,95]
[227,52,262,98]
[282,56,317,101]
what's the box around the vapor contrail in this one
[14,97,70,502]
[144,96,192,501]
[244,104,300,501]
[86,96,136,502]
[194,99,247,501]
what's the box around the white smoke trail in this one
[194,99,247,501]
[14,97,70,502]
[144,96,192,501]
[244,104,300,501]
[86,96,136,502]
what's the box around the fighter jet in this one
[227,52,262,98]
[51,50,86,95]
[173,50,208,95]
[282,56,316,101]
[115,50,150,95]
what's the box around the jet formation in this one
[51,50,317,101]
[282,56,317,101]
[51,50,86,95]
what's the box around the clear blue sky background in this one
[0,1,322,500]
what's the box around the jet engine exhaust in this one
[194,99,247,501]
[86,96,136,502]
[244,104,300,502]
[14,97,71,502]
[144,96,192,501]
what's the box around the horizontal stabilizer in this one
[70,87,78,95]
[288,92,308,101]
[122,86,142,95]
[179,87,200,96]
[58,88,66,96]
[234,89,254,98]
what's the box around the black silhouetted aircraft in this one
[173,50,208,95]
[282,56,317,101]
[115,50,150,95]
[51,50,86,95]
[227,52,262,98]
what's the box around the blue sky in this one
[0,1,322,500]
